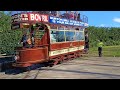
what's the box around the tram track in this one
[22,60,72,79]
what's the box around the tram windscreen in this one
[34,27,45,40]
[28,23,45,40]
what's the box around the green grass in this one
[88,45,120,57]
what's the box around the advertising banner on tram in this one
[49,16,85,26]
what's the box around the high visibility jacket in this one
[98,42,104,47]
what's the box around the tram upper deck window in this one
[65,31,75,41]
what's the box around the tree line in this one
[88,26,120,47]
[0,12,120,55]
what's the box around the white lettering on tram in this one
[29,14,48,22]
[30,14,35,21]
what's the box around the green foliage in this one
[89,45,120,57]
[0,11,22,55]
[88,26,120,47]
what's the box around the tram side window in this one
[65,31,75,41]
[76,32,80,41]
[56,31,65,42]
[50,30,65,43]
[50,30,57,43]
[79,32,85,40]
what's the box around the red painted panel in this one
[80,41,85,45]
[50,42,70,50]
[50,41,85,51]
[17,47,48,64]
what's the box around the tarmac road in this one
[0,57,120,79]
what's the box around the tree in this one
[88,26,120,47]
[0,11,22,55]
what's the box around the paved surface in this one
[0,57,120,79]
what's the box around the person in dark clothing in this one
[85,34,89,53]
[74,11,78,20]
[97,39,104,57]
[77,13,80,21]
[30,25,35,47]
[20,31,32,48]
[64,11,70,19]
[20,32,28,47]
[84,31,89,53]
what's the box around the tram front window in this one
[34,24,45,40]
[20,23,46,48]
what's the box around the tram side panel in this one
[49,41,85,58]
[13,47,48,67]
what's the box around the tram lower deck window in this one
[77,32,85,40]
[50,30,65,43]
[65,31,75,41]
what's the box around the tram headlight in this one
[14,50,20,61]
[14,55,20,61]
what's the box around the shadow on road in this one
[4,64,43,75]
[43,68,120,78]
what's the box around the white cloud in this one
[99,24,105,27]
[113,17,120,23]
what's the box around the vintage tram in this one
[11,11,89,68]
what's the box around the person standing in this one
[97,40,104,57]
[84,32,89,53]
[20,31,32,48]
[74,11,78,20]
[69,11,74,20]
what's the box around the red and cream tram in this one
[11,11,89,68]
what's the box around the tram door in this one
[30,23,49,62]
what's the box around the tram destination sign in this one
[11,13,49,23]
[29,13,49,22]
[49,16,86,26]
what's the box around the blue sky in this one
[9,11,120,27]
[82,11,120,27]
